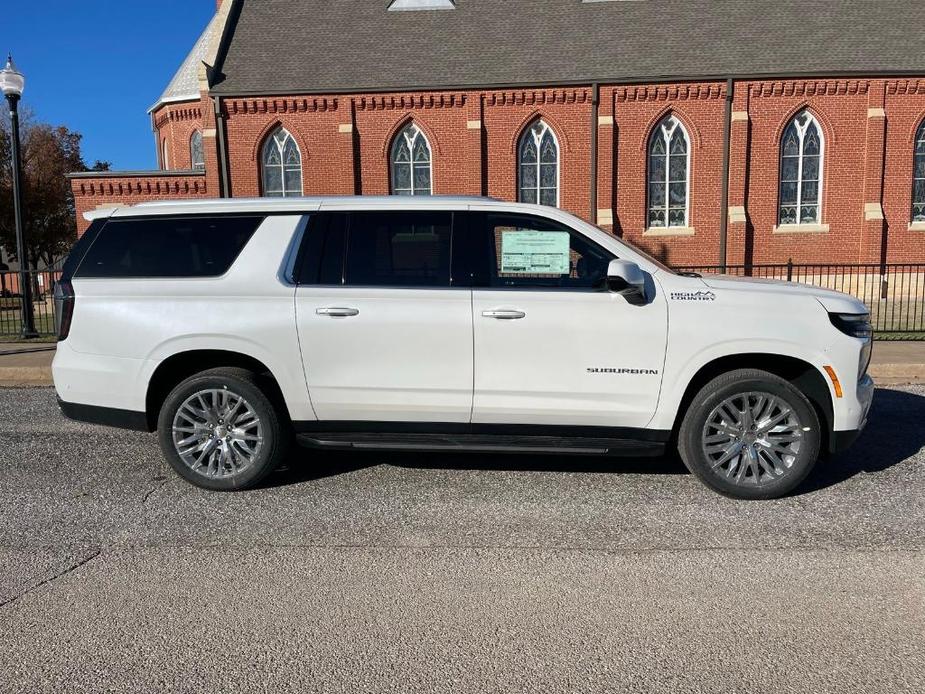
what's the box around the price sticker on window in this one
[500,230,570,274]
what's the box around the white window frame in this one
[518,120,560,207]
[162,139,170,171]
[913,120,925,223]
[778,110,825,226]
[647,115,690,229]
[261,127,303,198]
[390,123,433,196]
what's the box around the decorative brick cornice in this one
[224,97,339,116]
[486,89,590,107]
[154,105,204,128]
[615,83,725,103]
[748,79,869,98]
[885,79,925,95]
[355,93,466,111]
[70,173,208,198]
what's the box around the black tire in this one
[157,367,290,491]
[677,368,821,500]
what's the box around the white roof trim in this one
[149,12,223,113]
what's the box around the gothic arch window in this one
[779,110,824,225]
[391,123,432,195]
[161,139,170,170]
[261,127,302,198]
[647,115,690,228]
[190,130,205,171]
[518,120,559,206]
[913,120,925,222]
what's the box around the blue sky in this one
[4,1,215,170]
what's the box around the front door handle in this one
[316,307,360,318]
[482,309,526,320]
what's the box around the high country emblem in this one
[670,290,716,302]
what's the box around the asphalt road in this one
[1,386,923,693]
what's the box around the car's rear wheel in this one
[678,369,822,500]
[157,367,289,491]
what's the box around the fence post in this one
[786,258,794,282]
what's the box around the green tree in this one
[0,112,106,269]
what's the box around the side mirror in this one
[606,259,647,304]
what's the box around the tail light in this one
[54,279,75,341]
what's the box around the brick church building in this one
[69,0,925,267]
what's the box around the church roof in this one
[208,0,924,96]
[151,12,223,111]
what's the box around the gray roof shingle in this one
[210,0,923,96]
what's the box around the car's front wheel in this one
[678,369,822,500]
[157,367,289,491]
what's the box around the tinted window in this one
[296,213,347,285]
[483,214,614,289]
[344,212,452,287]
[75,216,263,279]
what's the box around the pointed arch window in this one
[391,123,432,195]
[190,130,205,170]
[779,111,824,225]
[914,120,925,222]
[261,128,302,198]
[647,115,689,228]
[161,139,170,171]
[518,120,559,206]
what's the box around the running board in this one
[296,432,665,457]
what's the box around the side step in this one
[296,432,665,457]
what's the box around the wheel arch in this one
[145,349,290,431]
[669,353,834,452]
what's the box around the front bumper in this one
[829,373,874,454]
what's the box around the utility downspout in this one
[590,83,600,223]
[214,97,231,198]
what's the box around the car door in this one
[295,210,473,423]
[469,211,668,429]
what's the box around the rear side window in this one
[345,212,452,287]
[75,216,264,279]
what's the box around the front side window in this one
[483,214,613,290]
[261,127,302,198]
[190,131,205,170]
[518,120,559,207]
[391,124,432,196]
[647,115,689,228]
[779,111,824,225]
[75,216,264,279]
[914,120,925,222]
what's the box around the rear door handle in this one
[482,309,526,320]
[316,307,360,317]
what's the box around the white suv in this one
[52,197,874,499]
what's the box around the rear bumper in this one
[57,397,150,432]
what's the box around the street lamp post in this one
[0,54,37,339]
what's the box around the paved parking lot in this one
[1,386,923,693]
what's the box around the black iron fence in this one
[0,269,62,340]
[673,261,925,336]
[1,262,923,339]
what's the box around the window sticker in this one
[500,230,570,274]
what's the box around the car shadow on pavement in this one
[263,386,924,493]
[799,386,925,494]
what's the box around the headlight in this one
[830,313,873,379]
[829,312,873,339]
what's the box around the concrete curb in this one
[0,367,54,387]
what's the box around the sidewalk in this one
[1,341,924,388]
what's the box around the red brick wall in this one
[73,77,925,266]
[153,102,205,172]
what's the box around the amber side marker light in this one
[823,365,843,399]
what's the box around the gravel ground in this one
[0,386,923,693]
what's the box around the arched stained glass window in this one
[190,131,205,171]
[518,120,559,206]
[647,115,689,228]
[391,123,432,195]
[913,120,925,222]
[261,128,302,198]
[779,111,824,225]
